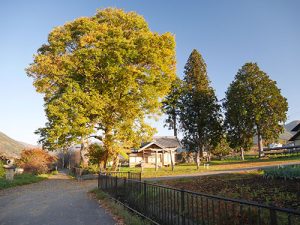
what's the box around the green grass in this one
[0,173,49,190]
[90,189,151,225]
[51,170,59,175]
[118,154,300,178]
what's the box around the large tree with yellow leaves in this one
[27,8,176,169]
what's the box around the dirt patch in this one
[161,172,300,210]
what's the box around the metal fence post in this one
[144,181,147,214]
[105,174,108,190]
[270,208,278,225]
[115,176,118,198]
[98,173,100,189]
[123,177,127,199]
[181,188,186,225]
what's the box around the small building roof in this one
[289,131,300,141]
[291,123,300,132]
[153,136,181,148]
[135,136,181,152]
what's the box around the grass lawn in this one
[90,189,150,225]
[119,154,300,178]
[0,173,49,190]
[158,171,300,210]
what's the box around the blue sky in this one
[0,1,299,144]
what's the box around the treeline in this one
[27,8,288,170]
[163,49,288,162]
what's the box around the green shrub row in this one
[263,165,300,180]
[0,173,48,190]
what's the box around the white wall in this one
[129,156,143,167]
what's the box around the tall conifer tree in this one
[162,77,183,138]
[180,49,222,169]
[224,63,288,158]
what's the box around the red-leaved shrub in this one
[17,148,57,174]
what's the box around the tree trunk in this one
[173,113,177,137]
[103,151,109,170]
[240,147,245,160]
[79,143,84,167]
[103,126,113,170]
[68,152,71,169]
[111,154,119,171]
[99,160,105,172]
[207,152,211,162]
[170,150,174,171]
[200,145,204,157]
[196,150,201,170]
[80,142,88,167]
[257,130,264,158]
[61,152,65,169]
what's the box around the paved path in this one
[0,172,115,225]
[144,161,300,181]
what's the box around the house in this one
[289,123,300,145]
[128,136,181,168]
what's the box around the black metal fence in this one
[98,173,300,225]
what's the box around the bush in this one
[82,164,99,175]
[0,160,4,178]
[211,137,232,160]
[16,148,57,175]
[263,165,300,180]
[85,143,107,167]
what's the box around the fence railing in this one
[99,171,141,181]
[98,173,300,225]
[263,145,300,156]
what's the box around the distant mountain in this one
[0,132,36,159]
[18,141,37,149]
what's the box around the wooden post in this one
[196,150,200,170]
[155,150,158,171]
[170,150,174,171]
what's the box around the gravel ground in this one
[0,172,115,225]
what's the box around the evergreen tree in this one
[179,49,223,169]
[223,62,288,158]
[162,77,183,137]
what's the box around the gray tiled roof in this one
[153,136,181,148]
[291,123,300,132]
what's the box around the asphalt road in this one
[0,172,115,225]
